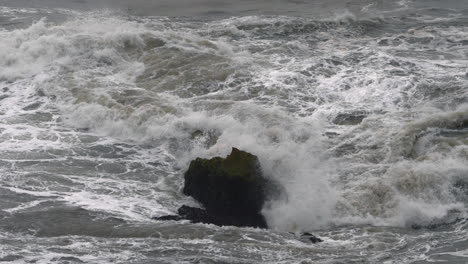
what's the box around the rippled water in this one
[0,1,468,263]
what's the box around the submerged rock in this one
[300,232,323,244]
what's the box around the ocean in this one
[0,0,467,263]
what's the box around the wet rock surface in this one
[153,147,322,242]
[183,148,268,219]
[154,205,267,227]
[155,148,269,228]
[299,232,324,244]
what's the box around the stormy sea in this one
[0,0,467,263]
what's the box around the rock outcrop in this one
[153,147,323,243]
[182,147,269,228]
[154,148,270,228]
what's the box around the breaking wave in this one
[0,8,467,233]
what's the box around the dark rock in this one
[154,205,267,227]
[179,205,266,227]
[181,148,270,228]
[300,232,323,243]
[288,232,323,244]
[183,147,267,216]
[152,214,182,221]
[177,205,215,224]
[153,148,323,241]
[154,148,272,228]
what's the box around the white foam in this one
[1,12,467,232]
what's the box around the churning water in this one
[0,0,467,263]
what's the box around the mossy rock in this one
[182,148,269,227]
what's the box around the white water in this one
[0,5,468,263]
[1,9,468,229]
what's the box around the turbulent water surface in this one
[0,0,468,263]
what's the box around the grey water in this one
[0,0,468,263]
